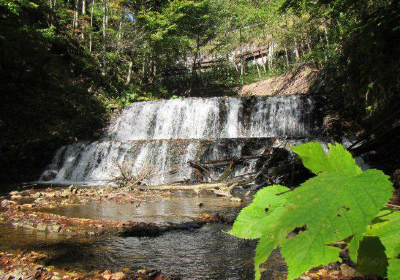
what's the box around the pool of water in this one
[39,192,249,224]
[0,192,287,279]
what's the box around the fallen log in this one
[217,159,239,182]
[136,182,228,191]
[188,161,211,180]
[199,155,264,165]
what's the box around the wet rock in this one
[213,189,232,197]
[60,190,70,198]
[80,199,89,204]
[37,223,48,231]
[68,185,78,195]
[49,224,62,233]
[33,198,45,205]
[198,213,232,224]
[121,267,131,273]
[340,264,362,277]
[21,204,35,209]
[230,197,242,202]
[120,222,161,237]
[1,199,16,207]
[167,221,203,231]
[32,192,42,199]
[102,270,113,280]
[10,194,22,200]
[47,192,57,198]
[112,272,127,280]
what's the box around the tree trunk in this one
[81,0,86,39]
[234,61,240,81]
[48,0,53,26]
[300,35,305,57]
[239,28,244,85]
[240,62,244,85]
[324,23,329,46]
[260,53,267,73]
[294,38,300,60]
[190,33,200,94]
[268,41,274,70]
[117,21,123,53]
[102,0,107,75]
[89,0,94,52]
[284,45,290,67]
[323,23,330,62]
[73,0,79,34]
[254,55,261,81]
[125,60,133,86]
[306,37,312,52]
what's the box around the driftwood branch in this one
[217,159,239,182]
[188,161,211,176]
[111,160,154,188]
[200,155,261,165]
[136,183,228,192]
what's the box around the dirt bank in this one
[238,66,317,96]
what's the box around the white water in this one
[108,95,312,140]
[40,95,314,186]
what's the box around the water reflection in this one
[40,193,249,224]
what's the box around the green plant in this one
[228,142,398,280]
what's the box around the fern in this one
[227,142,396,280]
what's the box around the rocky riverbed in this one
[0,251,179,280]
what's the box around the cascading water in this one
[108,95,312,140]
[40,95,314,186]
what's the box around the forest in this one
[0,0,399,279]
[1,0,399,183]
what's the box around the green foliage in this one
[356,236,388,277]
[36,25,56,41]
[228,185,289,239]
[359,209,400,279]
[291,142,362,175]
[228,142,395,280]
[0,0,38,15]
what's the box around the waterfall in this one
[40,95,314,186]
[108,95,312,140]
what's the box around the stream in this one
[0,192,286,279]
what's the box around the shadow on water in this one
[0,223,259,279]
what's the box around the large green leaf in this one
[388,256,400,280]
[281,170,392,279]
[228,143,393,280]
[360,210,400,280]
[368,210,400,259]
[227,185,288,239]
[291,142,362,175]
[356,236,388,277]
